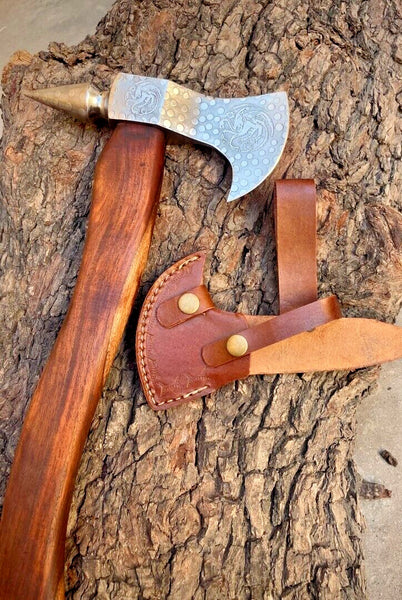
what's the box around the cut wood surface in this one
[0,1,401,598]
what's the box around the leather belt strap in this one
[274,179,317,312]
[203,296,341,367]
[202,180,341,367]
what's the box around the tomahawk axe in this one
[0,74,289,598]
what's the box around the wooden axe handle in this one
[0,122,166,599]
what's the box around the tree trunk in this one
[0,1,400,598]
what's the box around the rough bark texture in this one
[0,1,401,598]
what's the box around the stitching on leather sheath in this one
[138,255,208,407]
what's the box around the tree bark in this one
[0,1,401,598]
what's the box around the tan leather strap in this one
[202,179,340,367]
[203,295,342,367]
[274,179,317,313]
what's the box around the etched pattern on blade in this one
[126,80,164,117]
[108,74,289,201]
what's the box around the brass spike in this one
[24,83,109,121]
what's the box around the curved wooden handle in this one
[0,122,166,599]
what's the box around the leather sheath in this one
[136,180,402,410]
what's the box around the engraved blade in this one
[108,74,289,202]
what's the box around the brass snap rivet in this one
[226,334,248,357]
[178,292,200,315]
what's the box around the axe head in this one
[25,74,289,201]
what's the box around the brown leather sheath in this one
[136,180,402,410]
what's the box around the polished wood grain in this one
[0,122,166,599]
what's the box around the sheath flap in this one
[136,253,249,410]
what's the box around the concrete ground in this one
[0,1,401,598]
[354,313,402,599]
[0,0,115,135]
